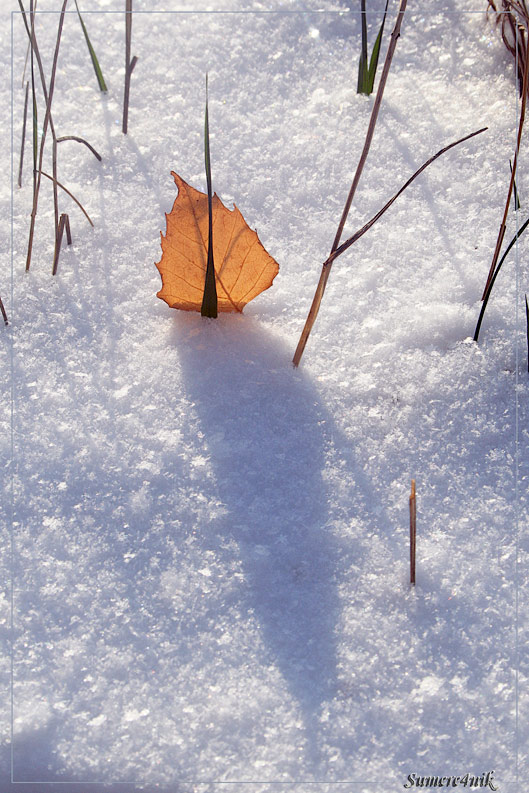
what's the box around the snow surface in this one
[1,0,528,790]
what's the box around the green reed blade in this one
[74,0,107,92]
[366,0,389,92]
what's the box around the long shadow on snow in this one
[172,311,345,773]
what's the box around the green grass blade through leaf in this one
[201,74,218,319]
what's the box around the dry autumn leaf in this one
[156,172,279,314]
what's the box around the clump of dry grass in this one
[18,0,100,274]
[474,1,529,341]
[487,0,529,95]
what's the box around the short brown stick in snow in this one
[409,479,416,586]
[52,213,72,275]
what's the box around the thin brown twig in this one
[29,3,38,195]
[18,81,29,188]
[64,213,72,245]
[52,213,66,274]
[409,479,416,586]
[52,213,72,275]
[57,135,102,161]
[40,171,94,226]
[323,127,487,269]
[293,0,408,366]
[332,0,408,254]
[52,136,59,248]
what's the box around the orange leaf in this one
[155,172,279,314]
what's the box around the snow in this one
[1,0,527,790]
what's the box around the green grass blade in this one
[74,0,107,92]
[366,0,389,92]
[474,212,529,341]
[357,54,367,93]
[201,74,218,319]
[357,0,369,93]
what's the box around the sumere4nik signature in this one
[404,771,498,789]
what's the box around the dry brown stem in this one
[409,479,416,586]
[293,0,408,367]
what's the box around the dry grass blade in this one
[474,212,529,341]
[409,479,416,586]
[57,135,102,161]
[510,158,521,208]
[293,0,408,366]
[52,213,72,275]
[293,126,485,367]
[332,0,408,254]
[325,127,487,268]
[18,0,68,270]
[18,80,29,188]
[487,0,529,93]
[40,171,94,227]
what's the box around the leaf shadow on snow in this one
[1,735,182,793]
[9,304,380,786]
[170,311,375,776]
